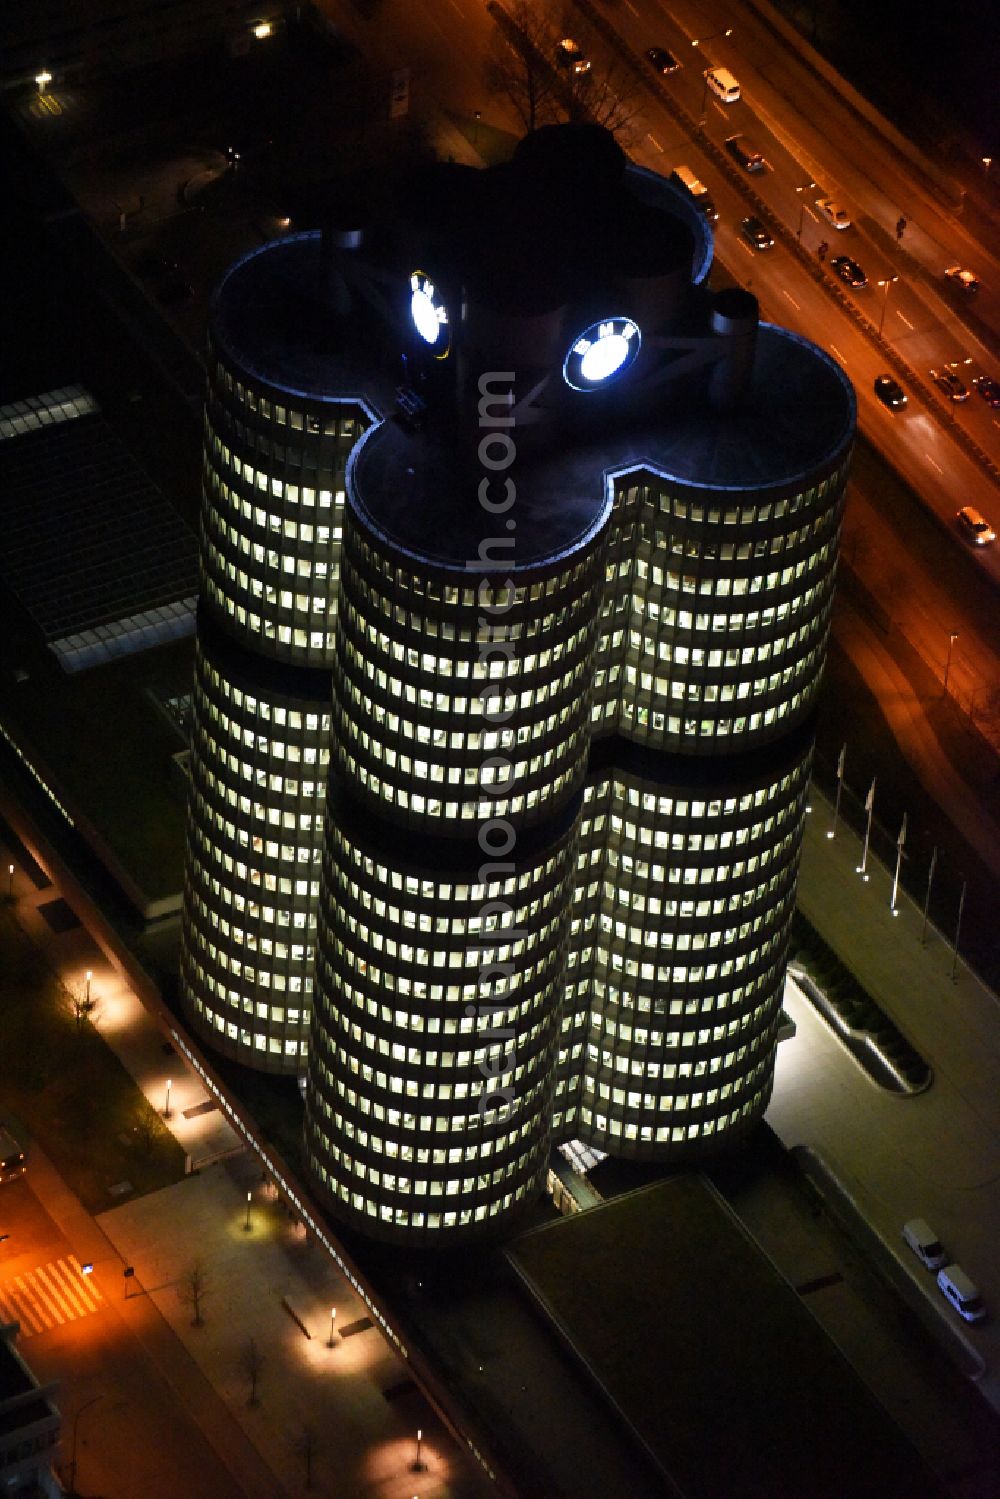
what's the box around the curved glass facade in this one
[330,531,605,832]
[178,321,369,1073]
[178,141,856,1234]
[591,468,847,751]
[556,737,812,1158]
[304,808,578,1242]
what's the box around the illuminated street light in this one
[943,631,958,695]
[876,275,898,338]
[796,182,817,240]
[327,1306,337,1347]
[244,1191,253,1232]
[68,1394,104,1495]
[164,1078,173,1119]
[857,778,875,880]
[253,21,273,39]
[412,1428,425,1472]
[7,864,12,900]
[691,28,733,46]
[983,157,992,177]
[35,70,52,94]
[85,970,93,1005]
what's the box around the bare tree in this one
[176,1259,211,1327]
[485,0,561,133]
[564,55,642,144]
[64,981,100,1034]
[290,1424,318,1490]
[239,1338,266,1406]
[130,1102,159,1156]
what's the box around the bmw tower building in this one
[178,125,855,1243]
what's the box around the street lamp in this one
[943,631,958,695]
[6,864,12,900]
[85,970,93,1005]
[35,70,52,95]
[67,1393,104,1495]
[244,1191,252,1232]
[796,182,817,239]
[876,275,898,338]
[983,157,992,177]
[327,1306,337,1347]
[164,1078,173,1119]
[412,1428,425,1472]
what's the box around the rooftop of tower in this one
[209,125,855,574]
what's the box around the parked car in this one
[830,255,867,287]
[556,37,590,74]
[973,374,1000,408]
[873,374,907,410]
[739,215,773,251]
[902,1219,946,1271]
[646,45,681,74]
[956,506,996,546]
[937,1264,987,1323]
[944,265,980,295]
[725,135,765,172]
[930,368,969,401]
[815,197,851,230]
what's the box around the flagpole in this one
[920,845,937,946]
[828,743,846,840]
[857,777,875,880]
[890,813,906,915]
[950,878,966,982]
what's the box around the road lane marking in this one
[781,290,801,310]
[0,1257,105,1337]
[33,1263,80,1320]
[647,133,665,152]
[923,453,943,473]
[896,312,914,329]
[0,1288,44,1333]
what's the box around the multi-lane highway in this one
[576,0,1000,454]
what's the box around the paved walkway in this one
[1,849,490,1499]
[774,778,1000,1410]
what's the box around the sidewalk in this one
[8,873,242,1170]
[775,779,1000,1409]
[0,838,492,1499]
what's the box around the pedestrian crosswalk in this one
[0,1256,104,1338]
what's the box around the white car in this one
[815,197,851,231]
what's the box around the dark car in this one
[930,368,969,402]
[830,255,867,288]
[874,374,907,410]
[157,274,194,305]
[135,251,178,279]
[739,215,773,251]
[725,135,765,172]
[944,265,980,295]
[973,374,1000,408]
[556,37,590,74]
[646,46,681,74]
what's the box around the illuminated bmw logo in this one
[409,270,450,357]
[563,317,641,391]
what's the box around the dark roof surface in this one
[508,1177,947,1499]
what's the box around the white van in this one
[704,67,741,104]
[902,1219,946,1271]
[937,1264,986,1323]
